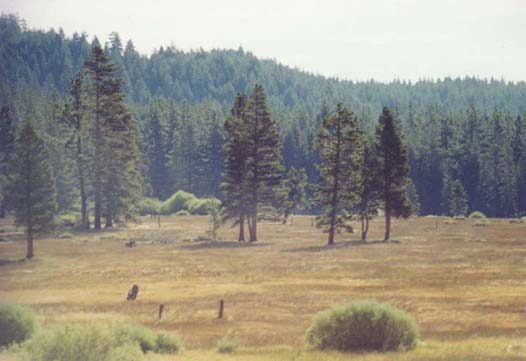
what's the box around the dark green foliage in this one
[448,180,468,216]
[83,44,143,228]
[305,301,420,352]
[282,167,308,221]
[0,105,16,218]
[0,302,39,347]
[375,107,412,241]
[6,121,57,258]
[243,85,284,242]
[221,92,249,241]
[356,136,381,241]
[1,15,526,218]
[314,104,363,245]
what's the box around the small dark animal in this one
[127,284,139,300]
[125,240,136,248]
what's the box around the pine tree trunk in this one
[93,76,102,231]
[105,216,113,228]
[0,199,5,218]
[26,225,33,259]
[384,206,391,242]
[361,213,367,241]
[77,136,89,230]
[327,116,341,246]
[238,215,245,241]
[249,211,258,242]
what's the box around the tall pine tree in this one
[222,92,249,241]
[375,107,411,241]
[6,121,57,259]
[243,85,284,242]
[314,103,363,246]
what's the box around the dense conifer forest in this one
[1,14,525,218]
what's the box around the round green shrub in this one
[0,302,39,347]
[469,211,486,219]
[138,198,162,216]
[154,332,183,354]
[216,336,239,353]
[160,191,198,215]
[305,301,420,352]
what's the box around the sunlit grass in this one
[0,215,525,360]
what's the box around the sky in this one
[1,0,525,82]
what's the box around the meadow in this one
[0,215,525,360]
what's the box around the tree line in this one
[1,14,525,232]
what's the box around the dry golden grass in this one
[0,215,525,360]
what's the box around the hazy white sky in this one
[1,0,525,82]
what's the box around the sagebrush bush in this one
[160,191,197,215]
[20,322,178,361]
[305,301,419,352]
[216,337,239,353]
[469,211,486,219]
[112,324,156,353]
[0,302,39,347]
[138,198,162,216]
[154,332,183,354]
[107,344,144,361]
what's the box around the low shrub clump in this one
[160,191,198,215]
[21,322,183,361]
[159,190,220,215]
[0,303,39,347]
[216,336,239,353]
[188,198,221,215]
[138,198,162,216]
[154,332,183,354]
[469,211,486,219]
[305,300,419,352]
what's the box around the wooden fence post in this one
[158,304,164,320]
[218,299,224,319]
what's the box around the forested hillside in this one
[1,14,525,217]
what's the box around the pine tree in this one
[448,179,468,216]
[83,43,116,230]
[356,136,380,241]
[84,44,142,229]
[64,72,90,229]
[282,167,308,223]
[314,103,363,246]
[0,105,16,218]
[221,92,249,241]
[146,104,170,199]
[243,85,284,242]
[375,107,411,241]
[6,121,57,259]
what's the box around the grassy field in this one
[0,215,525,360]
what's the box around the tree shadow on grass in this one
[180,240,273,250]
[282,239,401,253]
[0,257,27,267]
